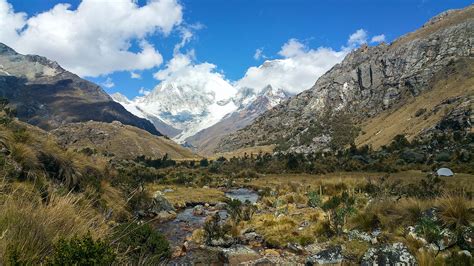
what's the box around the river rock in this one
[361,243,417,266]
[306,245,343,265]
[219,245,261,265]
[287,243,304,254]
[149,194,175,215]
[156,210,177,222]
[193,205,205,216]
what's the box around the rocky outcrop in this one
[216,5,474,154]
[0,43,161,136]
[361,243,417,266]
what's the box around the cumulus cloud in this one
[236,41,346,94]
[371,34,386,43]
[130,72,142,79]
[347,29,368,47]
[0,0,183,77]
[236,29,376,95]
[153,52,236,100]
[253,48,266,60]
[102,77,115,88]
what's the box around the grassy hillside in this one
[51,121,198,160]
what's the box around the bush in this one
[307,191,321,208]
[113,222,170,264]
[47,235,115,265]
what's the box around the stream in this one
[155,188,259,248]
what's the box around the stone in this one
[149,194,175,215]
[242,232,264,245]
[361,243,417,266]
[215,202,227,210]
[193,205,205,216]
[209,237,235,248]
[155,210,177,222]
[348,230,373,242]
[287,243,304,254]
[220,245,261,265]
[306,245,344,265]
[461,226,474,250]
[437,228,457,250]
[263,249,280,257]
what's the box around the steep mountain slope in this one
[51,121,197,160]
[216,5,474,153]
[0,43,161,136]
[185,85,290,155]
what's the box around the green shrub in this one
[307,191,321,208]
[113,222,170,264]
[47,235,115,265]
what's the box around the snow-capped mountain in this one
[112,80,237,143]
[111,83,290,149]
[185,85,291,154]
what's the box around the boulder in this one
[287,242,304,254]
[461,226,474,250]
[149,194,175,215]
[348,230,373,243]
[306,245,344,265]
[209,237,235,248]
[361,243,417,266]
[436,168,454,177]
[219,245,261,265]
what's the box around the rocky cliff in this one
[216,5,473,154]
[0,43,161,136]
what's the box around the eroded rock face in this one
[216,5,474,154]
[361,243,417,266]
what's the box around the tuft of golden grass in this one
[0,181,109,264]
[437,194,474,229]
[146,184,226,208]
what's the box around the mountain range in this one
[112,83,291,154]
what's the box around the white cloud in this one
[0,0,183,77]
[130,72,142,79]
[102,77,115,88]
[253,48,265,60]
[348,29,368,47]
[153,51,236,100]
[236,29,374,95]
[138,87,150,95]
[371,34,386,43]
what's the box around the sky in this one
[0,0,472,99]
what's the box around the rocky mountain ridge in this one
[216,5,474,154]
[0,43,161,136]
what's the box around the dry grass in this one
[146,184,226,208]
[437,195,474,229]
[0,181,109,264]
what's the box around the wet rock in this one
[156,210,177,222]
[361,243,417,266]
[193,205,205,216]
[219,245,261,265]
[306,245,343,265]
[149,194,175,215]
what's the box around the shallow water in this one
[225,188,259,203]
[156,187,259,251]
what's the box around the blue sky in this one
[2,0,472,98]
